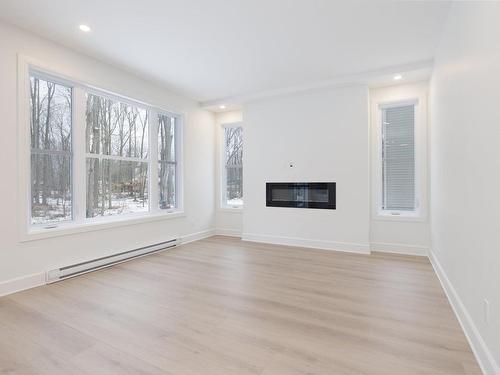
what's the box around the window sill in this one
[219,206,244,213]
[21,210,185,242]
[373,212,426,223]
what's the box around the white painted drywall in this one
[215,110,243,236]
[0,21,215,285]
[369,82,430,255]
[242,86,370,253]
[430,3,500,372]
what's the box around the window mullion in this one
[150,108,159,213]
[85,153,147,163]
[73,87,87,224]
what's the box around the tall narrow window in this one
[85,93,149,218]
[158,113,177,209]
[381,104,415,212]
[222,125,243,207]
[29,74,73,225]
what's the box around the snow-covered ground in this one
[89,196,148,218]
[31,196,148,225]
[31,197,71,225]
[227,198,243,207]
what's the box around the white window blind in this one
[381,104,415,211]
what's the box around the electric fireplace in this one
[266,182,336,209]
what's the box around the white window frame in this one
[372,98,427,221]
[220,122,243,210]
[18,55,184,242]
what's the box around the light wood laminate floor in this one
[0,236,481,374]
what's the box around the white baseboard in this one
[215,228,242,237]
[370,242,428,256]
[0,272,46,298]
[180,229,216,245]
[242,233,370,254]
[429,249,499,375]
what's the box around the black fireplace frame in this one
[266,182,336,210]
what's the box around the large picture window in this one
[26,68,182,234]
[29,74,73,225]
[222,124,243,208]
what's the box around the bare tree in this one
[41,81,55,205]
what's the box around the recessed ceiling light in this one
[393,74,402,80]
[79,24,91,33]
[219,105,226,110]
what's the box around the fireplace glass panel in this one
[266,182,336,209]
[306,187,329,203]
[271,188,292,202]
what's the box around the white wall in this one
[242,86,370,253]
[0,21,216,289]
[214,110,243,236]
[430,3,500,373]
[369,82,430,255]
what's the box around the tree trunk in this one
[42,82,55,205]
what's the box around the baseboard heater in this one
[46,238,179,283]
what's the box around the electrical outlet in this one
[484,299,490,325]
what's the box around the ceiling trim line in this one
[200,59,434,108]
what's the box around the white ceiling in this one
[0,0,450,103]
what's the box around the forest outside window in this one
[222,124,243,208]
[85,93,149,218]
[27,69,182,232]
[158,113,177,210]
[29,74,73,225]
